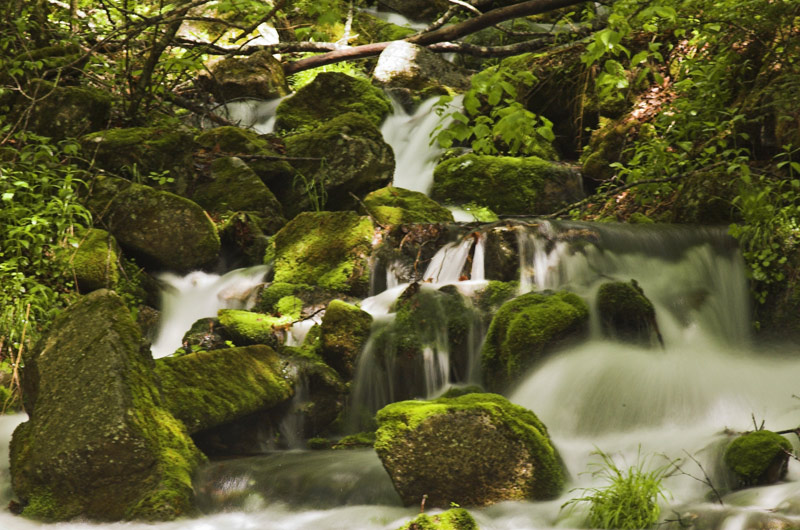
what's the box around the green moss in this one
[193,157,285,221]
[218,309,293,347]
[628,212,655,224]
[194,127,294,184]
[275,72,393,131]
[255,282,310,313]
[320,299,373,379]
[363,186,454,225]
[267,211,375,296]
[23,79,112,140]
[475,281,519,313]
[481,291,589,390]
[276,295,303,319]
[69,228,120,293]
[332,431,376,449]
[155,344,293,433]
[724,430,792,487]
[397,508,479,530]
[595,280,657,345]
[352,11,416,45]
[432,154,581,216]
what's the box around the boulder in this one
[483,224,521,282]
[22,80,112,140]
[352,11,416,45]
[595,280,661,346]
[320,299,374,380]
[481,291,589,390]
[377,0,450,22]
[282,113,395,215]
[375,393,565,508]
[69,228,120,293]
[216,308,294,348]
[274,72,393,131]
[432,154,583,216]
[88,176,220,272]
[266,211,375,296]
[373,41,470,93]
[724,430,792,489]
[10,290,205,521]
[397,508,479,530]
[363,186,455,225]
[155,344,293,434]
[198,50,289,101]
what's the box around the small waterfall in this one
[150,265,268,358]
[422,236,473,283]
[212,96,285,134]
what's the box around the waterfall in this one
[212,97,284,134]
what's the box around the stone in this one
[198,50,289,101]
[216,308,294,348]
[69,228,120,293]
[432,154,583,216]
[373,41,470,93]
[724,430,792,489]
[481,290,589,390]
[375,393,565,508]
[396,508,479,530]
[595,279,661,346]
[10,290,205,521]
[320,299,373,380]
[363,186,455,225]
[22,80,112,140]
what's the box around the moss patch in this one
[596,280,659,346]
[217,309,293,347]
[363,186,454,225]
[724,430,792,488]
[397,508,479,530]
[69,228,120,293]
[320,299,373,379]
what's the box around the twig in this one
[349,191,388,230]
[4,304,30,415]
[237,154,326,162]
[673,450,724,506]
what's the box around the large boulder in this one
[352,11,416,45]
[374,393,565,508]
[69,228,120,293]
[595,279,661,346]
[87,176,220,272]
[282,113,395,215]
[274,72,393,131]
[481,291,589,390]
[22,80,112,140]
[432,154,583,216]
[373,41,470,93]
[724,430,792,489]
[266,211,375,297]
[198,50,289,101]
[320,299,374,380]
[363,186,454,226]
[155,344,293,434]
[397,508,478,530]
[10,290,205,521]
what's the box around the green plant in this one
[288,52,368,91]
[292,164,328,212]
[562,448,673,530]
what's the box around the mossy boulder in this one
[320,299,374,380]
[69,228,120,293]
[481,291,589,390]
[21,80,112,140]
[363,186,455,225]
[352,10,416,45]
[375,393,565,508]
[198,50,289,101]
[88,176,220,272]
[596,280,661,346]
[475,280,519,316]
[266,211,375,296]
[274,72,392,131]
[217,309,294,348]
[282,112,395,216]
[580,119,641,183]
[724,430,792,489]
[483,224,521,282]
[373,41,470,93]
[155,344,293,434]
[10,290,205,521]
[397,508,478,530]
[432,154,583,216]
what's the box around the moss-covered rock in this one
[266,211,375,296]
[363,186,455,225]
[373,41,470,93]
[724,430,792,489]
[320,299,373,380]
[481,291,589,391]
[87,176,220,272]
[274,72,393,131]
[596,280,661,346]
[352,10,416,45]
[432,154,583,216]
[155,344,293,434]
[483,224,521,282]
[198,50,289,101]
[332,431,376,449]
[475,280,519,316]
[375,393,565,508]
[69,228,120,293]
[21,79,112,140]
[10,290,205,521]
[397,508,479,530]
[217,308,293,348]
[282,112,395,216]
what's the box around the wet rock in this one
[155,344,293,434]
[363,186,454,226]
[432,154,583,217]
[373,41,470,93]
[483,224,521,282]
[320,300,373,380]
[10,290,204,521]
[69,228,120,293]
[216,309,294,348]
[724,430,792,488]
[375,393,565,508]
[352,11,415,45]
[198,50,289,101]
[274,72,393,131]
[180,317,227,352]
[596,279,662,347]
[397,508,479,530]
[481,290,589,391]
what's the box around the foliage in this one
[287,52,368,91]
[562,448,673,530]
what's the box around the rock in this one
[596,280,661,346]
[155,344,293,434]
[363,186,455,225]
[22,80,112,139]
[10,290,205,521]
[274,72,393,131]
[724,430,792,488]
[282,113,395,215]
[475,280,519,316]
[180,317,227,352]
[253,281,356,316]
[192,156,286,227]
[88,176,220,272]
[373,41,471,93]
[216,309,294,348]
[69,228,120,293]
[332,431,376,450]
[377,0,450,22]
[432,154,583,216]
[198,50,289,101]
[580,120,640,183]
[481,291,589,390]
[375,393,565,508]
[217,211,276,266]
[483,224,521,282]
[320,300,374,380]
[352,11,415,45]
[397,508,479,530]
[266,211,375,297]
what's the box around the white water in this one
[213,96,284,134]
